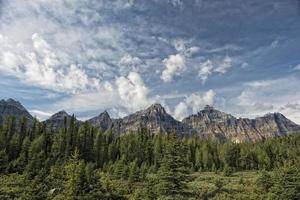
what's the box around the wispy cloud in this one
[198,56,234,83]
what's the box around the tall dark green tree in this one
[156,134,189,199]
[129,159,140,182]
[64,148,85,199]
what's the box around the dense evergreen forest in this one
[0,115,299,199]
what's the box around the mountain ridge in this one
[1,98,299,142]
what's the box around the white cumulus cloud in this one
[161,54,186,82]
[174,89,216,120]
[53,71,153,117]
[186,90,216,113]
[116,71,152,112]
[174,102,188,120]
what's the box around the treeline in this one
[0,115,299,199]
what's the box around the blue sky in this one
[0,0,300,123]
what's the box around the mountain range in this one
[1,98,300,142]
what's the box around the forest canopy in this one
[0,115,299,199]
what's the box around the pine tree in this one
[153,135,163,169]
[64,148,85,199]
[8,133,20,161]
[156,134,189,199]
[139,162,148,181]
[94,131,104,168]
[268,164,300,200]
[25,135,46,178]
[129,159,140,182]
[19,116,27,150]
[66,115,76,158]
[15,136,31,171]
[222,143,240,170]
[113,157,126,180]
[0,150,8,173]
[29,118,37,141]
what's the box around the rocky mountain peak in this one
[146,103,166,115]
[203,105,214,112]
[44,110,80,130]
[0,98,33,126]
[193,105,234,124]
[87,111,112,130]
[99,110,110,118]
[1,98,27,111]
[110,103,188,135]
[50,110,71,119]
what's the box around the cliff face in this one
[110,104,188,135]
[0,98,33,126]
[182,105,300,142]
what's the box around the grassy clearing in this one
[0,171,272,200]
[186,171,267,200]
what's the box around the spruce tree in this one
[268,164,300,200]
[64,148,85,199]
[156,134,189,199]
[129,159,140,182]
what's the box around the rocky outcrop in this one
[44,110,81,130]
[182,105,300,142]
[0,98,33,126]
[87,111,113,131]
[109,104,189,135]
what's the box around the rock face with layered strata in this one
[182,105,300,142]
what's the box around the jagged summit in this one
[111,103,188,135]
[1,98,27,111]
[203,105,214,111]
[0,98,33,125]
[88,111,113,130]
[146,103,166,114]
[50,110,70,118]
[200,105,226,114]
[100,110,109,117]
[44,110,81,130]
[190,105,235,125]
